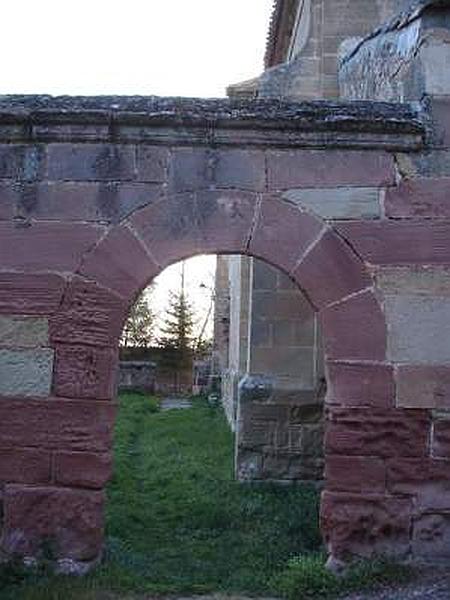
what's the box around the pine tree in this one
[158,289,195,360]
[121,290,155,348]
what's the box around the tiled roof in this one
[264,0,300,69]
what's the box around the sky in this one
[1,0,274,339]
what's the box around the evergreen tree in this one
[121,290,155,348]
[158,289,195,359]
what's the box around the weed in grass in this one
[271,553,413,599]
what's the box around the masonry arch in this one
[21,191,389,568]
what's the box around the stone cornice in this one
[0,95,426,150]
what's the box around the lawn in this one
[0,393,322,599]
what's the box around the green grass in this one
[0,393,411,599]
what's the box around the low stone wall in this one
[236,375,325,482]
[118,361,156,394]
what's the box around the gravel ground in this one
[340,569,450,599]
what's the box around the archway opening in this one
[107,252,325,593]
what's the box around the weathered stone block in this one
[321,491,412,560]
[236,450,263,481]
[325,456,386,494]
[53,344,117,400]
[397,365,450,409]
[0,348,53,397]
[128,193,198,268]
[0,398,116,452]
[326,362,395,408]
[336,220,450,265]
[249,197,323,273]
[413,513,450,560]
[387,458,450,511]
[0,145,43,180]
[130,190,257,266]
[320,291,387,361]
[136,146,169,182]
[0,222,105,272]
[283,187,381,219]
[0,182,18,219]
[0,316,48,348]
[0,272,66,315]
[50,277,127,348]
[1,485,104,561]
[46,143,136,181]
[385,295,450,364]
[375,265,450,297]
[0,448,51,484]
[385,178,450,218]
[17,181,164,223]
[433,418,450,460]
[168,148,211,192]
[267,150,395,190]
[212,149,265,191]
[293,229,370,309]
[79,225,160,299]
[195,190,258,254]
[54,452,112,489]
[238,374,273,403]
[396,151,450,179]
[325,407,430,458]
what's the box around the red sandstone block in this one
[336,220,450,265]
[0,182,18,219]
[53,344,118,400]
[433,419,450,459]
[267,150,395,190]
[325,455,386,493]
[325,407,430,458]
[293,229,370,310]
[397,365,450,409]
[2,485,104,561]
[0,221,105,272]
[20,181,163,223]
[195,190,258,254]
[320,291,387,361]
[136,146,169,183]
[249,197,323,274]
[169,148,210,192]
[129,193,199,268]
[326,362,395,408]
[54,451,112,489]
[386,457,450,504]
[0,448,51,484]
[79,225,160,299]
[0,145,41,179]
[212,149,265,191]
[0,272,66,315]
[0,397,116,452]
[46,143,136,181]
[50,277,127,347]
[385,178,450,218]
[130,190,258,265]
[321,491,412,560]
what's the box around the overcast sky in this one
[2,0,274,339]
[1,1,273,97]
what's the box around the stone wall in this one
[258,0,386,100]
[118,361,156,393]
[0,93,445,568]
